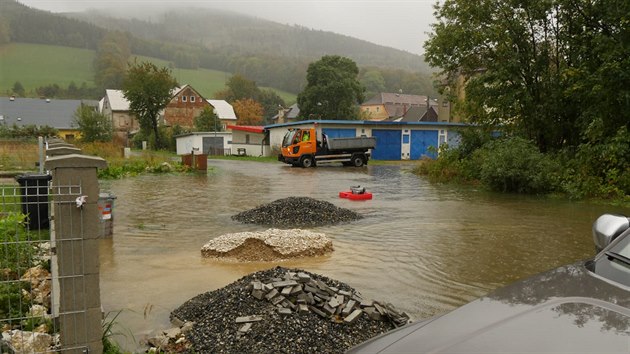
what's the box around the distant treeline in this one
[1,0,437,97]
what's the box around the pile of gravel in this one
[171,267,405,354]
[231,197,363,227]
[201,229,333,261]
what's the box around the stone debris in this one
[201,228,334,261]
[231,197,363,227]
[169,266,410,354]
[144,322,194,353]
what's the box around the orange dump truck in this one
[278,127,376,167]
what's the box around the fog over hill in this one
[69,7,432,74]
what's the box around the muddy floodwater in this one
[98,160,630,351]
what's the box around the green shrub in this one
[559,125,630,199]
[475,137,557,194]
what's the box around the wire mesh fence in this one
[1,179,88,353]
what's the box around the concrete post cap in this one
[45,154,108,169]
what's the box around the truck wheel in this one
[351,155,365,167]
[300,156,314,168]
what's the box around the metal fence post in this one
[45,154,107,354]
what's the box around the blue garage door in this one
[411,130,438,159]
[322,128,356,138]
[371,130,402,160]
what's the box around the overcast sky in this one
[18,0,437,55]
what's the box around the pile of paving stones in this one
[231,197,363,227]
[170,267,409,354]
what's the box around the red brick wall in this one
[164,87,210,129]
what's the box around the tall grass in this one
[76,141,192,179]
[0,139,39,171]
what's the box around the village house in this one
[360,92,439,121]
[100,89,137,145]
[0,96,98,141]
[100,85,236,145]
[163,85,212,129]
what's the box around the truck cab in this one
[278,127,375,168]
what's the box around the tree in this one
[297,55,365,120]
[94,31,131,91]
[214,74,260,102]
[359,69,386,99]
[424,0,630,152]
[233,98,264,125]
[12,82,25,97]
[194,107,222,132]
[122,61,178,149]
[258,89,286,124]
[73,104,112,142]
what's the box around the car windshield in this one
[592,228,630,287]
[282,130,297,147]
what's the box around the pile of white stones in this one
[201,229,333,261]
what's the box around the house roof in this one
[0,97,98,129]
[207,100,237,120]
[105,89,130,111]
[264,119,468,130]
[363,92,429,106]
[227,125,264,133]
[392,106,439,123]
[272,103,300,120]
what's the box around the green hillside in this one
[0,43,297,102]
[0,43,95,94]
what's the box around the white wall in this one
[175,132,232,155]
[230,130,269,156]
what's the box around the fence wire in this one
[1,180,87,353]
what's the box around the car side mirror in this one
[593,214,630,253]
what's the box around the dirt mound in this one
[231,196,363,227]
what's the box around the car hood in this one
[348,261,630,353]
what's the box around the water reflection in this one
[98,160,630,351]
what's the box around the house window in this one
[191,96,196,102]
[182,96,187,102]
[246,134,250,144]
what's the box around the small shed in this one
[227,125,269,157]
[175,132,232,156]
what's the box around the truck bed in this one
[326,136,376,150]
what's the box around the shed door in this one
[410,130,438,159]
[371,129,402,160]
[322,128,356,138]
[202,136,224,155]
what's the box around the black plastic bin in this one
[15,174,52,230]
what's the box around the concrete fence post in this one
[45,154,107,354]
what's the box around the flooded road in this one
[98,160,630,350]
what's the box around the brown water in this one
[98,160,630,351]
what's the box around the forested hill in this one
[72,8,431,74]
[0,0,436,96]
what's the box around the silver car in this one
[348,214,630,353]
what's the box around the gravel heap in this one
[170,267,409,354]
[231,197,363,227]
[201,229,333,261]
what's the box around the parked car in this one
[348,214,630,353]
